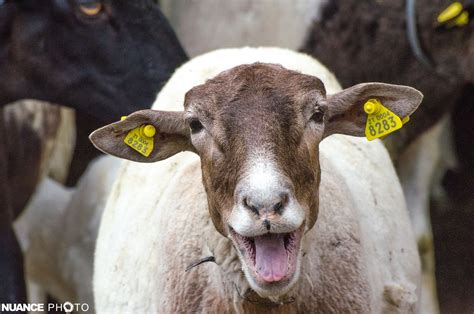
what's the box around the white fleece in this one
[15,155,123,312]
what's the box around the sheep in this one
[161,2,472,310]
[3,101,76,217]
[301,1,474,311]
[0,0,187,302]
[14,155,122,312]
[90,47,422,313]
[302,0,473,159]
[160,0,326,56]
[2,101,76,303]
[0,0,186,119]
[430,85,474,312]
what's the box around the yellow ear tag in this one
[453,11,469,26]
[437,2,464,24]
[364,99,404,141]
[123,124,156,157]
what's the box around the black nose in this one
[241,192,289,216]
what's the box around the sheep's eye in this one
[79,2,103,16]
[310,108,325,124]
[189,119,204,134]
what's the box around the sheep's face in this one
[183,64,325,296]
[90,62,423,299]
[0,0,186,121]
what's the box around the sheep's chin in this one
[229,225,304,298]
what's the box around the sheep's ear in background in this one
[323,83,423,138]
[89,109,194,163]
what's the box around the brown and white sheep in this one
[90,48,422,313]
[159,2,471,310]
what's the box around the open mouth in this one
[230,224,304,284]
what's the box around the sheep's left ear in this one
[323,83,423,138]
[89,109,194,163]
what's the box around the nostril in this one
[273,193,289,214]
[240,190,291,216]
[273,202,283,213]
[243,197,259,216]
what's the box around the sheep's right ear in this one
[89,109,194,163]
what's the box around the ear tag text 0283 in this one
[122,117,156,157]
[364,99,406,141]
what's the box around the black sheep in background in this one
[0,0,187,303]
[431,84,474,313]
[302,0,473,312]
[303,0,473,155]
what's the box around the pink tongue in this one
[254,234,288,282]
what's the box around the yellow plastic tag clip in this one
[124,124,156,157]
[402,115,410,125]
[453,11,470,26]
[364,99,405,141]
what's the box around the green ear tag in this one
[124,124,156,157]
[364,99,406,141]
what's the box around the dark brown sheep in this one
[302,0,473,157]
[0,0,187,303]
[302,0,474,312]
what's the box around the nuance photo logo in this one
[1,301,90,313]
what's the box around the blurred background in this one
[1,0,472,313]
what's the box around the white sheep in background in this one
[90,47,422,313]
[160,0,326,56]
[14,155,122,312]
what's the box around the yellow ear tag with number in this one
[364,99,405,141]
[123,122,156,157]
